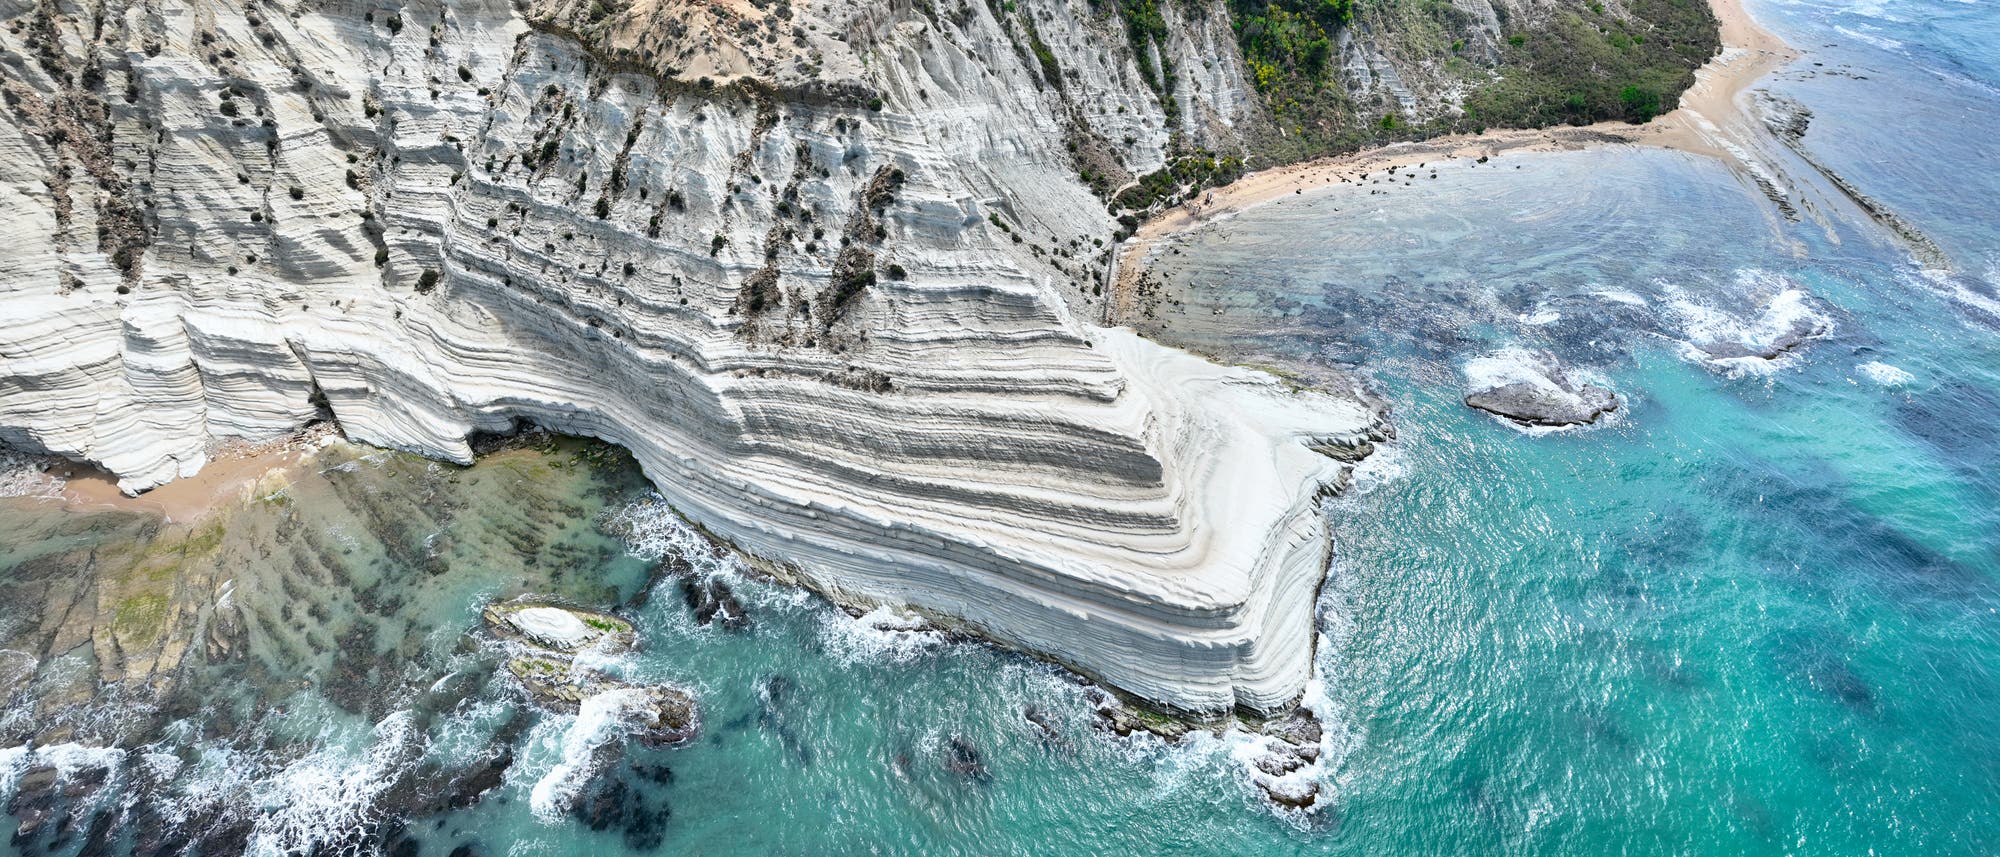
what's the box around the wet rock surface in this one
[943,736,992,784]
[483,599,697,746]
[1085,688,1195,741]
[1687,312,1827,361]
[1465,379,1621,426]
[1463,349,1621,427]
[1247,710,1327,810]
[679,577,751,631]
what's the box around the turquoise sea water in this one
[5,0,2000,853]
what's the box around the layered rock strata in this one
[0,0,1382,715]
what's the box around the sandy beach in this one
[1107,0,1797,324]
[33,425,339,524]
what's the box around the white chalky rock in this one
[0,0,1384,715]
[508,607,599,650]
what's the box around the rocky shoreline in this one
[483,600,698,746]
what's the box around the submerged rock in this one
[943,736,991,784]
[1666,282,1834,369]
[678,577,751,632]
[1462,349,1620,427]
[1022,705,1067,745]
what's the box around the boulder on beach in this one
[1462,349,1620,427]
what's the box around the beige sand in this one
[52,425,338,524]
[1107,0,1797,323]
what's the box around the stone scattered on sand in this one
[1463,349,1620,427]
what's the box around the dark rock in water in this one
[573,775,669,850]
[1268,710,1323,747]
[480,598,697,745]
[1250,709,1326,810]
[12,806,50,842]
[1262,778,1321,810]
[710,580,750,631]
[630,688,701,747]
[761,674,792,705]
[758,675,815,765]
[1692,314,1825,361]
[8,766,59,841]
[944,736,991,784]
[1022,705,1066,745]
[577,778,629,832]
[448,845,483,857]
[62,766,107,800]
[1256,754,1305,777]
[1672,284,1836,366]
[75,811,119,857]
[679,577,750,631]
[189,818,255,856]
[631,763,675,785]
[1463,350,1619,427]
[10,765,58,804]
[1465,381,1619,426]
[385,832,422,857]
[1084,688,1194,741]
[445,746,516,810]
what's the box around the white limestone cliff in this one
[0,0,1384,715]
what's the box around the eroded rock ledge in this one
[0,0,1382,715]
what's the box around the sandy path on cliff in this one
[1107,0,1797,324]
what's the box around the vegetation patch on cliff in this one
[1463,0,1718,128]
[1221,0,1719,162]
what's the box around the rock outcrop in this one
[1462,349,1620,427]
[0,0,1391,717]
[483,600,697,743]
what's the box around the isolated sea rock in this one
[483,602,634,653]
[678,577,750,632]
[1462,349,1620,427]
[1666,280,1834,369]
[483,600,695,744]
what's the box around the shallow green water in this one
[6,0,2000,852]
